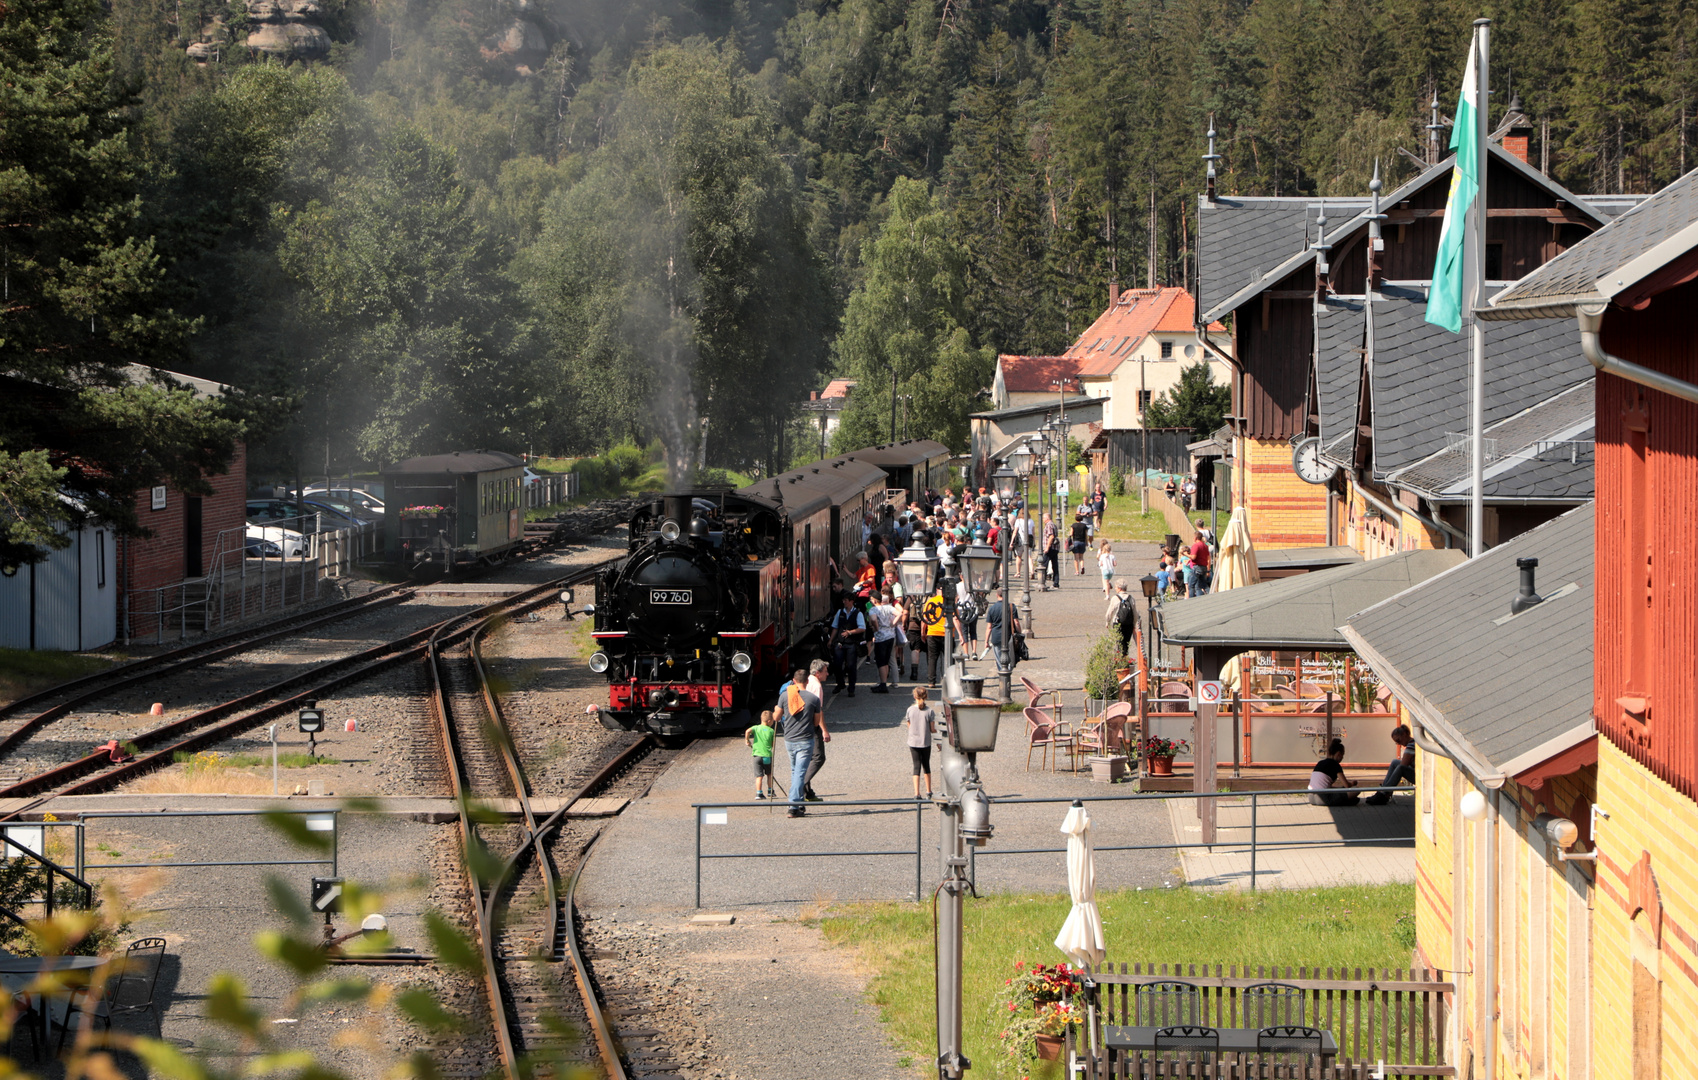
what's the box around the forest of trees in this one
[7,0,1698,542]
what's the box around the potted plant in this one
[1133,735,1191,776]
[996,968,1083,1067]
[1082,633,1124,716]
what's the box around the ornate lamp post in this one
[1008,443,1035,639]
[990,465,1020,701]
[1140,573,1160,668]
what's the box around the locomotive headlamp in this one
[731,651,753,674]
[660,520,683,542]
[589,652,610,673]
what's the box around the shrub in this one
[1083,631,1127,700]
[1109,467,1126,497]
[605,442,647,480]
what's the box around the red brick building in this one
[120,441,248,639]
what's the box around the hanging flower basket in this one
[400,505,451,519]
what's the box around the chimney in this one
[1500,93,1534,165]
[810,391,819,401]
[1203,114,1220,203]
[1109,279,1119,307]
[1510,557,1545,615]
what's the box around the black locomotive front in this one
[588,494,772,738]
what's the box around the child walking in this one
[1097,539,1116,595]
[904,687,937,799]
[745,710,779,799]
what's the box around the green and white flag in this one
[1425,29,1481,333]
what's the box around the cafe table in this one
[0,954,110,1050]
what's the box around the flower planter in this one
[1089,755,1129,783]
[1146,754,1175,776]
[1034,1034,1065,1061]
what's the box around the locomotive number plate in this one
[650,589,694,605]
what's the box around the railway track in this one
[427,568,682,1079]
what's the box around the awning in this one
[1160,548,1466,652]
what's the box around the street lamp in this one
[897,544,940,599]
[955,542,1000,596]
[1140,573,1160,668]
[1007,444,1035,640]
[990,466,1019,702]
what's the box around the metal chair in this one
[58,937,167,1050]
[1240,981,1307,1027]
[1133,980,1202,1027]
[1153,1024,1219,1053]
[1023,706,1074,772]
[1256,1023,1330,1072]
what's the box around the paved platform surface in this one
[578,538,1179,916]
[1166,789,1416,890]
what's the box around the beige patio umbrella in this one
[1054,803,1105,968]
[1214,507,1260,691]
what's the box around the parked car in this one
[248,498,364,530]
[522,467,543,489]
[303,487,386,516]
[246,524,304,558]
[304,494,382,524]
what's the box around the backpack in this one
[1116,594,1138,632]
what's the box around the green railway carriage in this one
[382,450,527,573]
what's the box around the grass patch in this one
[0,648,125,707]
[171,750,338,768]
[1100,495,1172,546]
[821,883,1415,1080]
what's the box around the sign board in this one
[150,486,167,511]
[298,708,325,733]
[311,877,344,913]
[304,812,336,833]
[1054,480,1069,496]
[1,826,44,860]
[699,807,728,826]
[1197,680,1225,707]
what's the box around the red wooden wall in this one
[1595,279,1698,798]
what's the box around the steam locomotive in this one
[586,440,950,738]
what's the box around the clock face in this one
[1292,437,1337,485]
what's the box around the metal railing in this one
[691,787,1413,907]
[6,809,339,879]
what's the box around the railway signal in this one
[298,699,325,758]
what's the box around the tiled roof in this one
[1062,288,1221,377]
[1316,299,1365,457]
[997,355,1081,394]
[1343,503,1594,780]
[1196,197,1370,320]
[820,378,856,399]
[1389,380,1594,501]
[1485,167,1698,318]
[1368,285,1592,479]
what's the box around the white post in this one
[269,724,279,796]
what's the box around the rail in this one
[691,787,1413,906]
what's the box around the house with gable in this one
[1340,163,1698,1080]
[1058,284,1228,432]
[1196,121,1638,553]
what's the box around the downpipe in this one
[1578,304,1698,404]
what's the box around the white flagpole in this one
[1469,19,1491,556]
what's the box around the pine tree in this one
[1143,360,1232,438]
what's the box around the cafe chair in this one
[1133,980,1201,1027]
[1257,1023,1329,1068]
[1076,701,1133,762]
[1240,981,1307,1027]
[1023,707,1073,772]
[1020,676,1064,730]
[58,938,167,1051]
[1152,1024,1220,1052]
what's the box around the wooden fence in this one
[1068,964,1454,1078]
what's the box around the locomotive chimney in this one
[663,494,691,531]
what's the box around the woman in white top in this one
[870,590,902,693]
[904,686,937,798]
[1096,540,1116,595]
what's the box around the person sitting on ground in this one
[1308,739,1361,807]
[1364,725,1417,805]
[904,687,937,799]
[744,710,778,800]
